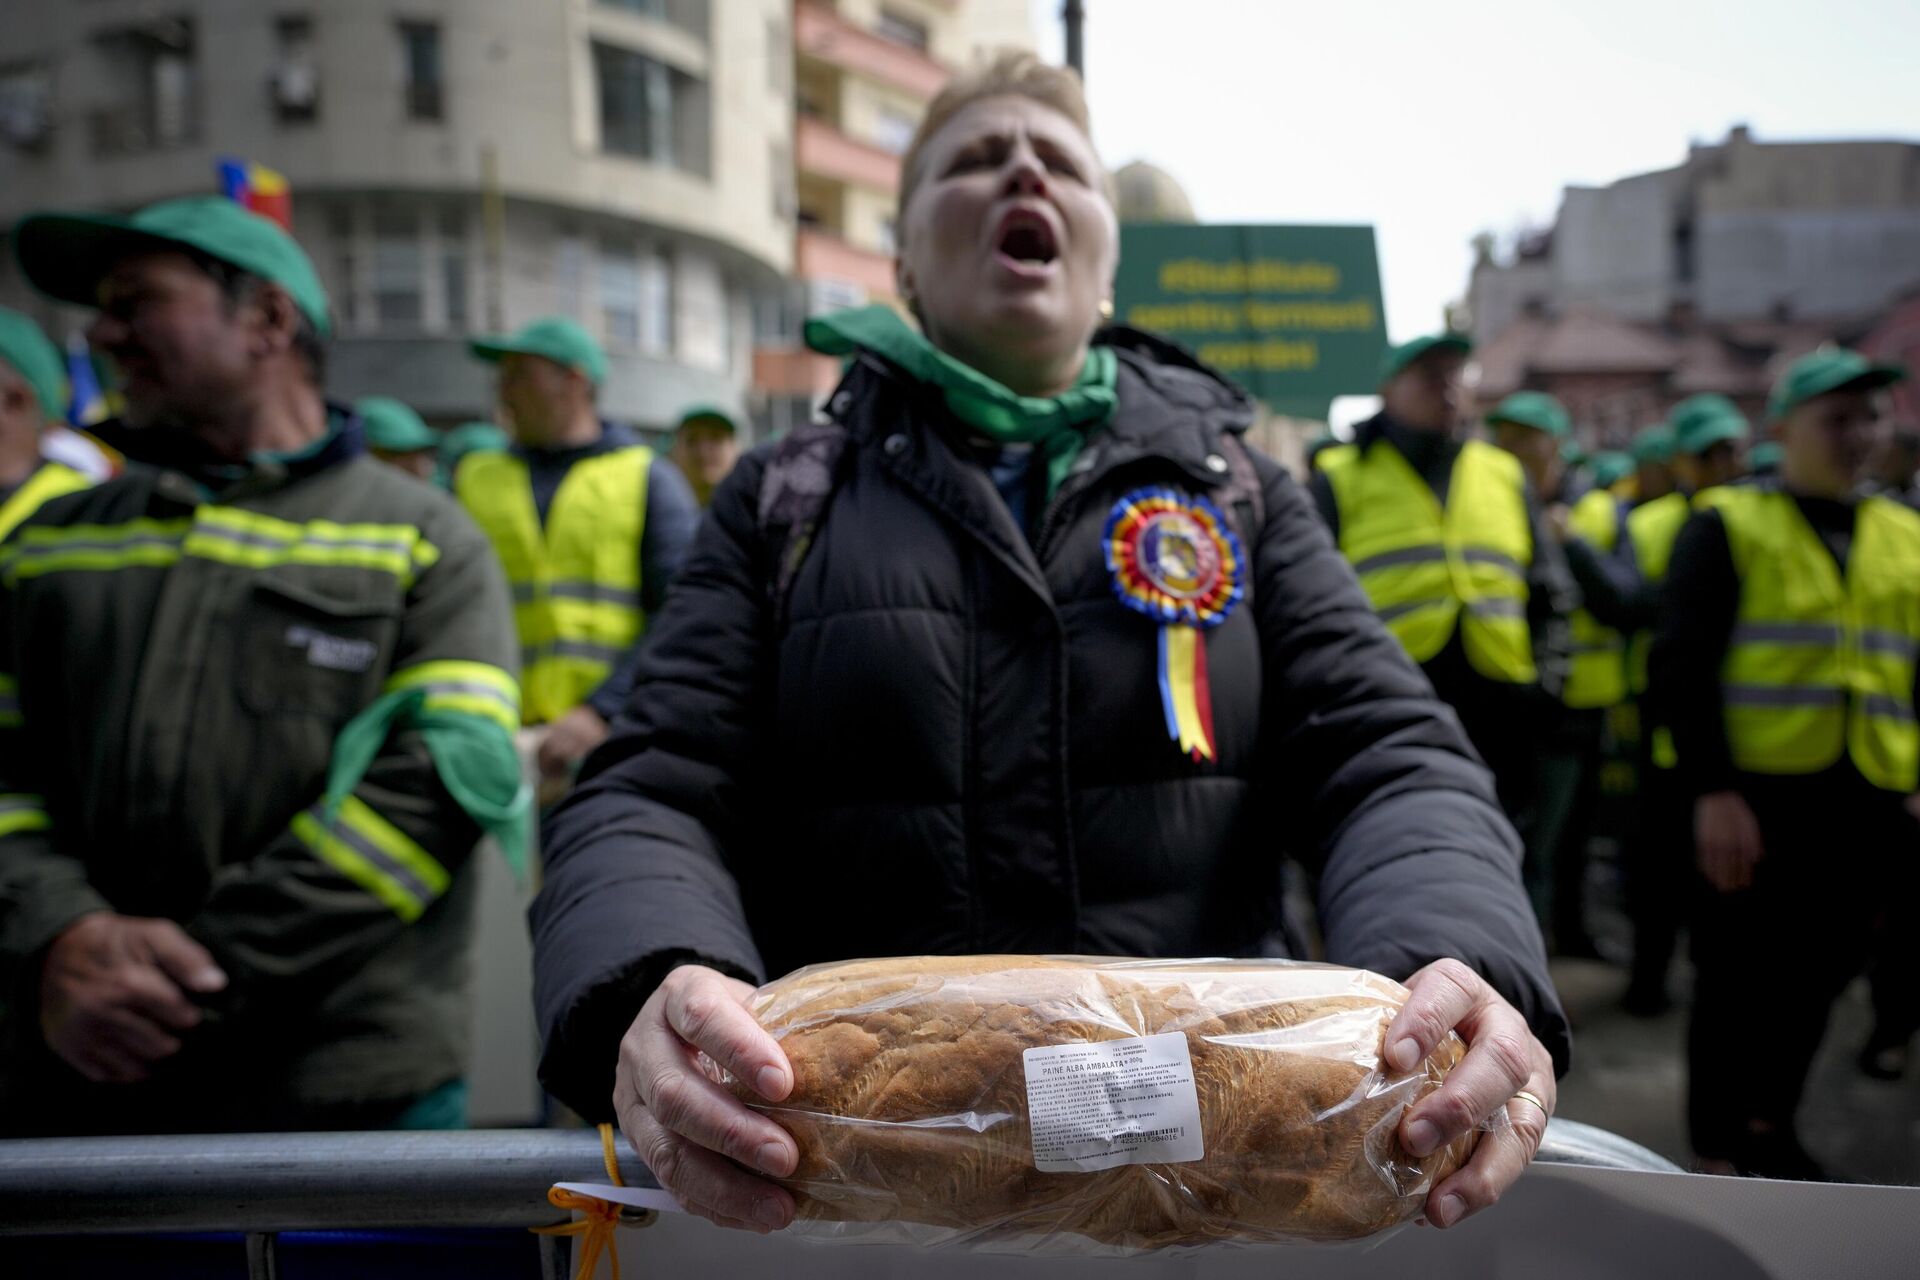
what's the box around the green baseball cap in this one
[1630,425,1674,465]
[0,307,67,421]
[1484,390,1571,438]
[676,403,740,435]
[1379,333,1473,385]
[1766,347,1905,422]
[14,195,331,337]
[356,396,440,453]
[1747,441,1784,473]
[1667,393,1750,456]
[1591,450,1634,489]
[470,317,607,386]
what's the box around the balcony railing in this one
[794,2,949,100]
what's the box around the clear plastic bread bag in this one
[715,955,1483,1254]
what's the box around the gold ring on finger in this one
[1510,1089,1550,1120]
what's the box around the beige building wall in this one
[0,0,796,430]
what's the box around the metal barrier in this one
[0,1119,1678,1276]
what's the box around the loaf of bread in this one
[729,955,1477,1250]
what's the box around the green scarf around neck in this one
[804,305,1117,499]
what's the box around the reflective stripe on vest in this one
[455,446,650,725]
[1564,487,1628,709]
[1322,438,1535,683]
[1716,488,1920,792]
[0,462,92,542]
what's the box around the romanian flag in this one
[217,156,293,230]
[65,335,108,428]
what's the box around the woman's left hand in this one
[1382,958,1557,1229]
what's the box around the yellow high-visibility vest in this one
[1715,488,1920,793]
[1624,490,1694,698]
[0,461,92,542]
[1564,488,1627,709]
[1321,438,1535,683]
[455,446,650,725]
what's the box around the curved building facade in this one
[0,0,794,433]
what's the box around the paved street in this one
[1550,844,1920,1186]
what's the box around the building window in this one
[271,17,320,124]
[600,0,710,40]
[554,231,588,319]
[398,22,443,122]
[372,209,424,330]
[592,42,710,176]
[876,217,898,256]
[767,15,791,95]
[328,204,359,329]
[0,62,54,154]
[599,244,641,349]
[771,141,795,219]
[441,210,469,329]
[89,17,199,156]
[872,107,917,156]
[874,9,930,52]
[639,247,673,357]
[597,243,673,356]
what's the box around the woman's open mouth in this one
[993,209,1060,280]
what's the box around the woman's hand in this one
[1383,958,1556,1229]
[612,965,799,1233]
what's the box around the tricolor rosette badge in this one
[1102,487,1245,761]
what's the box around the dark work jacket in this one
[530,332,1568,1120]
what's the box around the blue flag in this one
[65,335,106,428]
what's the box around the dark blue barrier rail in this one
[0,1121,1676,1278]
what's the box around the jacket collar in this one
[99,401,364,505]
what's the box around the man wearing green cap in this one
[356,396,441,483]
[1649,347,1918,1178]
[459,317,699,789]
[1312,337,1575,845]
[669,404,742,510]
[1486,391,1638,955]
[1616,393,1751,1015]
[0,308,94,541]
[0,196,523,1136]
[1628,424,1677,506]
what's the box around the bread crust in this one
[732,956,1477,1248]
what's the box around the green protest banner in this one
[1114,225,1387,421]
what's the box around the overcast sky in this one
[1026,0,1920,345]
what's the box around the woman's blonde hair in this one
[896,50,1111,223]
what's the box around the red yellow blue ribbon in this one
[1105,488,1244,763]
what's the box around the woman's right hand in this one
[612,964,799,1232]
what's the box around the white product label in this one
[1022,1031,1205,1173]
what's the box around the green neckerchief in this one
[324,688,532,879]
[804,304,1117,499]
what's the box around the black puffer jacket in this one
[531,331,1568,1120]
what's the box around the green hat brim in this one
[1777,365,1906,420]
[16,210,334,338]
[1381,334,1472,386]
[676,403,740,435]
[16,213,188,315]
[367,423,442,453]
[469,336,604,385]
[1679,418,1747,455]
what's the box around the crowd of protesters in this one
[0,52,1912,1230]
